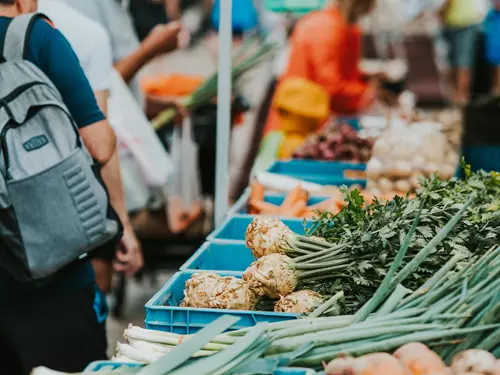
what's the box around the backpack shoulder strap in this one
[2,13,49,62]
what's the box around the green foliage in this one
[305,170,500,314]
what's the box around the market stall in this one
[31,1,500,374]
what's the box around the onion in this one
[324,356,359,375]
[451,349,498,375]
[372,138,391,157]
[424,163,440,176]
[378,177,394,194]
[446,150,459,165]
[410,172,423,189]
[439,164,456,180]
[393,161,413,178]
[394,179,411,193]
[413,155,427,169]
[366,158,383,180]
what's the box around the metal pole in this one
[214,0,233,225]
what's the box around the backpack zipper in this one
[0,81,46,106]
[0,81,49,176]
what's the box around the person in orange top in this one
[265,0,383,134]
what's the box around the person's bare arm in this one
[94,90,109,116]
[165,0,181,20]
[89,92,143,278]
[115,22,182,84]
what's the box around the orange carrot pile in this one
[247,182,403,219]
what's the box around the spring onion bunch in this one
[152,38,276,130]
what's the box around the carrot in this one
[302,209,317,219]
[248,181,265,214]
[394,343,447,375]
[249,200,279,215]
[281,185,304,211]
[308,198,335,213]
[281,199,307,218]
[299,189,309,203]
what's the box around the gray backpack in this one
[0,14,120,283]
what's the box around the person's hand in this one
[144,21,184,56]
[114,224,144,277]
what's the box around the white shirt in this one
[59,0,143,104]
[38,0,113,92]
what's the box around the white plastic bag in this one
[108,69,173,187]
[366,121,458,195]
[167,117,203,233]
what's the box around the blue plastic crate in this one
[230,190,331,216]
[266,160,366,187]
[181,242,255,272]
[207,215,309,243]
[337,116,361,131]
[145,271,298,334]
[84,361,316,374]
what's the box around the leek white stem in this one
[128,339,216,358]
[117,342,161,364]
[113,355,142,364]
[31,368,68,375]
[124,325,232,350]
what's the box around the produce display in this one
[32,168,500,372]
[100,221,500,370]
[293,123,373,162]
[177,168,499,320]
[366,120,460,195]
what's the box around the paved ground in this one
[107,270,174,357]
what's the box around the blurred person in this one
[264,0,392,134]
[0,0,134,373]
[38,0,143,295]
[440,0,483,105]
[129,0,181,41]
[59,0,185,105]
[484,0,500,94]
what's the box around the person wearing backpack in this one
[0,0,135,374]
[38,0,144,297]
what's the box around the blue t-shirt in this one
[0,17,105,301]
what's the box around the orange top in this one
[264,8,371,134]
